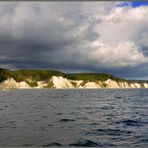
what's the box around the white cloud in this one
[89,41,147,67]
[79,5,148,67]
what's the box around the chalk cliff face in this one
[0,76,148,89]
[51,76,74,88]
[143,83,148,88]
[37,81,47,88]
[0,78,30,89]
[83,82,101,88]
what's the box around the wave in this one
[59,118,75,122]
[69,139,116,147]
[85,128,132,136]
[115,119,146,126]
[69,140,102,147]
[42,142,63,147]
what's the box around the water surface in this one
[0,89,148,147]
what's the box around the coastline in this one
[0,76,148,89]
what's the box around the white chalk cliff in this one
[0,76,148,89]
[0,78,30,89]
[51,76,74,88]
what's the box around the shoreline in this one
[1,76,148,89]
[1,88,148,90]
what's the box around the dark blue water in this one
[0,89,148,147]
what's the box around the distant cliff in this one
[0,68,148,89]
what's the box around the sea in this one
[0,89,148,147]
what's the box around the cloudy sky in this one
[0,1,148,79]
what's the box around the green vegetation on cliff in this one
[66,73,125,82]
[0,68,8,83]
[0,68,65,84]
[0,68,147,86]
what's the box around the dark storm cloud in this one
[141,46,148,57]
[0,2,148,79]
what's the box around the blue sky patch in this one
[117,1,148,8]
[131,1,148,7]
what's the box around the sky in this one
[0,1,148,79]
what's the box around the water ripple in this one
[0,89,147,146]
